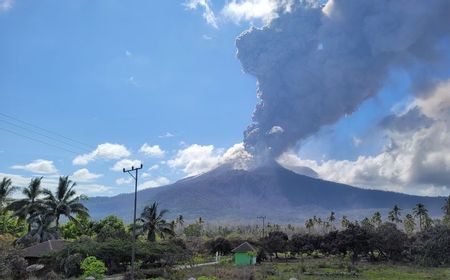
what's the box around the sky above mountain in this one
[1,0,449,197]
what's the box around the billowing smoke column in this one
[236,0,450,161]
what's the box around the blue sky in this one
[1,0,449,197]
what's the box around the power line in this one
[0,112,94,150]
[0,126,81,155]
[0,118,90,153]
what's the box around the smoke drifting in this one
[236,0,450,160]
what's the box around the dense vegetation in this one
[1,176,450,279]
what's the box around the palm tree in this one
[442,196,450,225]
[0,177,17,212]
[371,212,382,228]
[176,214,184,227]
[42,176,89,228]
[305,218,314,233]
[7,177,44,232]
[138,202,174,242]
[388,205,402,224]
[413,203,430,231]
[404,213,416,235]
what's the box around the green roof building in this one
[232,242,257,266]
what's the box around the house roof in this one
[232,242,256,253]
[22,240,69,258]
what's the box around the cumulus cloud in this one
[138,177,170,190]
[73,143,131,165]
[0,0,13,12]
[74,184,114,196]
[222,0,290,24]
[139,143,165,158]
[279,81,450,196]
[11,159,57,174]
[185,0,218,28]
[72,168,102,182]
[111,159,142,172]
[167,143,252,176]
[116,177,133,185]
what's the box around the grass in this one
[168,256,450,280]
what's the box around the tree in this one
[7,177,44,232]
[138,202,174,242]
[328,211,336,230]
[260,231,288,259]
[341,216,350,229]
[413,203,431,231]
[206,237,232,255]
[404,213,416,235]
[388,205,402,225]
[62,214,94,239]
[42,176,89,228]
[93,215,128,242]
[442,196,450,226]
[305,218,314,233]
[0,178,17,212]
[371,212,382,228]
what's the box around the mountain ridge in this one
[85,164,445,223]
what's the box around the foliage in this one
[206,237,232,255]
[138,202,174,242]
[184,223,203,237]
[260,231,288,258]
[61,213,94,239]
[411,225,450,266]
[81,256,107,279]
[0,177,17,212]
[93,215,128,242]
[42,176,89,227]
[0,211,26,236]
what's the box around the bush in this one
[81,256,107,279]
[9,253,28,280]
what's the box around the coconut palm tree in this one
[138,202,174,242]
[7,177,45,232]
[413,203,431,231]
[0,177,17,212]
[42,176,89,228]
[388,205,402,225]
[305,218,314,233]
[371,211,382,228]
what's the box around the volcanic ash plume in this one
[236,0,450,161]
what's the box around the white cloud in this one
[0,0,13,12]
[72,168,102,182]
[202,34,213,40]
[167,143,252,176]
[148,164,159,171]
[11,159,57,174]
[185,0,218,28]
[139,143,165,158]
[278,81,450,196]
[73,143,131,165]
[75,184,114,196]
[111,159,142,172]
[138,177,170,190]
[352,136,362,147]
[116,177,133,185]
[221,0,290,24]
[159,132,175,138]
[167,144,222,176]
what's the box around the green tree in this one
[0,178,17,212]
[413,203,431,231]
[61,214,94,239]
[7,177,44,232]
[371,212,382,228]
[388,205,402,225]
[138,202,174,242]
[404,213,416,234]
[341,215,350,229]
[42,176,89,228]
[93,215,128,241]
[80,256,107,279]
[442,196,450,226]
[328,211,336,230]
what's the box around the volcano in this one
[85,164,445,223]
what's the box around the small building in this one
[232,242,257,266]
[22,240,70,263]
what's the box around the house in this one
[22,240,70,263]
[232,242,257,266]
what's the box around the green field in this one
[169,257,450,280]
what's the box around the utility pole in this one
[257,216,266,238]
[123,163,143,280]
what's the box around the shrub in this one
[9,253,28,280]
[81,256,107,279]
